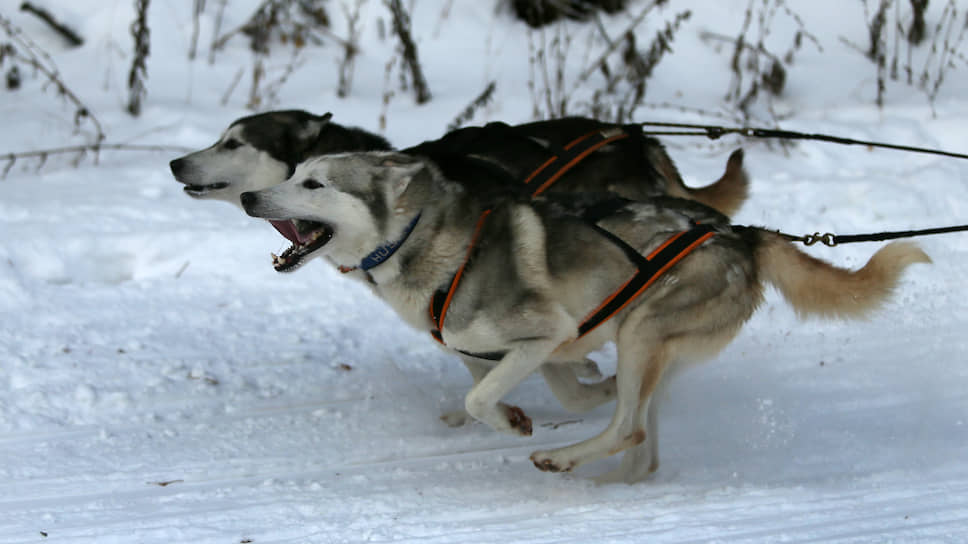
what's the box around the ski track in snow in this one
[1,0,968,542]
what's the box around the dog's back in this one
[404,118,749,215]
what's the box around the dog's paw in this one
[530,451,575,473]
[464,399,532,436]
[440,409,473,427]
[504,404,532,436]
[448,403,530,435]
[570,359,603,381]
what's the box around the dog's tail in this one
[659,149,749,217]
[748,229,931,319]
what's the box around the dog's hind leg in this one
[540,364,616,413]
[595,390,662,484]
[530,322,668,473]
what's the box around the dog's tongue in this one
[269,220,301,244]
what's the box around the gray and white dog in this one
[239,151,929,482]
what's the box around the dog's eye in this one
[302,179,324,189]
[222,138,243,150]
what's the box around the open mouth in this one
[182,182,230,196]
[268,219,333,272]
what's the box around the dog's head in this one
[168,110,332,207]
[240,152,430,273]
[169,111,393,208]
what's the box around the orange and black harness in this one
[428,206,716,355]
[425,127,717,355]
[523,127,631,198]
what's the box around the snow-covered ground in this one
[2,1,968,542]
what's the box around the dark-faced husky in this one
[169,111,391,206]
[169,110,748,216]
[239,151,929,482]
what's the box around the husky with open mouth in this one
[240,151,929,482]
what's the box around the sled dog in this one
[238,151,929,482]
[169,110,748,216]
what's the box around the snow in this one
[1,0,968,542]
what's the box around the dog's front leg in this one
[440,358,507,428]
[463,337,565,436]
[444,357,608,425]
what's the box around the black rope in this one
[631,121,968,246]
[778,225,968,247]
[638,121,968,160]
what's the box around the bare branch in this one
[127,0,151,116]
[447,81,496,131]
[211,0,338,55]
[208,0,228,64]
[0,13,104,144]
[188,0,205,60]
[220,66,245,106]
[572,1,660,92]
[385,0,431,104]
[19,2,83,47]
[379,55,398,131]
[2,143,192,178]
[337,0,366,98]
[908,0,928,44]
[867,0,891,61]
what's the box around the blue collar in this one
[357,213,422,272]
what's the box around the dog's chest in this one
[376,283,438,332]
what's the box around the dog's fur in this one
[239,151,930,482]
[169,110,748,216]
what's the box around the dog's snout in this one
[240,191,257,212]
[169,158,186,177]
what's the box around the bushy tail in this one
[753,230,931,319]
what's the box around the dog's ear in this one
[380,156,426,199]
[309,113,333,140]
[296,113,334,154]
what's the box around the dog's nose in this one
[169,158,185,177]
[240,191,257,211]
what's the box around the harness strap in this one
[576,224,716,339]
[426,125,642,347]
[429,219,716,347]
[524,128,631,197]
[430,209,493,344]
